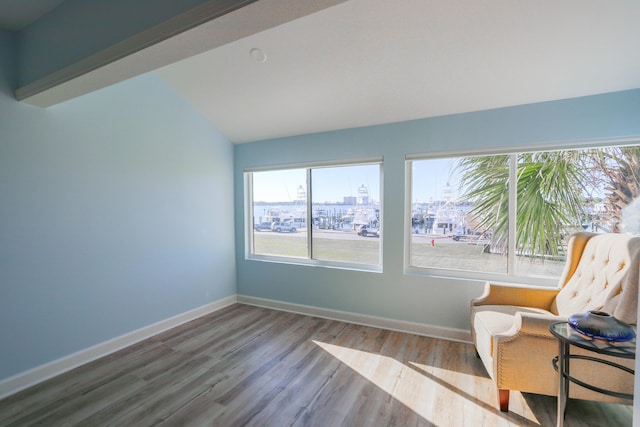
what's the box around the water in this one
[253,203,380,228]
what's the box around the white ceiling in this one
[156,0,640,143]
[2,1,640,144]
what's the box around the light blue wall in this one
[0,31,236,381]
[234,89,640,332]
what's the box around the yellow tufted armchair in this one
[471,232,640,412]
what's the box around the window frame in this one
[404,137,640,287]
[245,158,384,273]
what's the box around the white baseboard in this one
[236,295,472,344]
[1,294,471,400]
[0,295,237,400]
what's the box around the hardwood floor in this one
[0,304,632,426]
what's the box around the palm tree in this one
[456,155,510,252]
[582,146,640,232]
[457,151,587,258]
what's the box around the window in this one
[408,144,640,281]
[250,168,308,258]
[247,161,382,270]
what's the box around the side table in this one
[549,321,635,427]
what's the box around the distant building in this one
[343,196,357,205]
[357,184,369,205]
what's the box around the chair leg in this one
[498,389,510,412]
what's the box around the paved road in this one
[256,228,476,244]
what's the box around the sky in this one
[251,148,639,218]
[411,158,461,203]
[252,168,307,203]
[252,164,381,203]
[251,159,461,204]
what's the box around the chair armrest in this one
[502,311,565,339]
[471,282,560,311]
[491,311,566,392]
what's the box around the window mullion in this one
[246,173,254,256]
[306,168,312,260]
[508,153,517,274]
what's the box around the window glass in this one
[410,156,508,274]
[311,164,381,265]
[248,162,382,269]
[409,144,640,279]
[511,151,584,278]
[251,168,307,258]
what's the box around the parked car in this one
[357,225,379,237]
[254,222,272,231]
[452,226,466,241]
[271,222,297,233]
[452,227,484,241]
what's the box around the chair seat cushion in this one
[473,304,553,377]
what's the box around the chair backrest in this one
[551,232,640,325]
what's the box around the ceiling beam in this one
[16,0,347,107]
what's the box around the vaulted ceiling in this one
[3,0,640,143]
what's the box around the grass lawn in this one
[411,239,565,277]
[253,232,565,278]
[253,233,380,265]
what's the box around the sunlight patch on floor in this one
[313,340,541,425]
[409,361,541,426]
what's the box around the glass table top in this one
[550,322,636,358]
